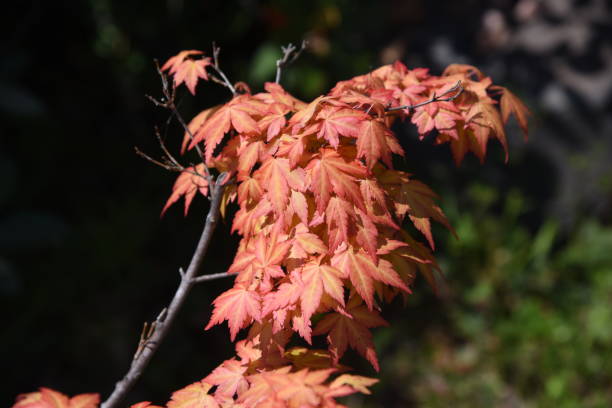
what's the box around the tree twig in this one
[275,40,308,84]
[101,173,231,408]
[208,43,237,96]
[146,61,213,190]
[192,271,237,284]
[135,146,209,183]
[386,80,464,113]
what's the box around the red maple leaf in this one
[332,244,408,310]
[313,296,388,371]
[498,86,530,140]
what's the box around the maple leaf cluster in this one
[151,52,529,407]
[13,50,528,408]
[129,337,378,408]
[12,388,99,408]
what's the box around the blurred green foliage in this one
[360,185,612,407]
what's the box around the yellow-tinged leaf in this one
[329,374,378,395]
[12,389,100,408]
[167,381,219,408]
[290,224,327,259]
[307,148,366,213]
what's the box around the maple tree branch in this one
[153,126,185,170]
[208,43,237,96]
[101,173,230,408]
[386,80,464,113]
[275,40,308,84]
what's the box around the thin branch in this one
[149,65,211,170]
[386,80,464,113]
[275,40,308,84]
[192,271,237,284]
[146,62,214,191]
[101,173,230,408]
[134,146,179,172]
[208,43,237,96]
[134,146,206,182]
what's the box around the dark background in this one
[2,0,611,407]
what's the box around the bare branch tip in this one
[275,39,308,84]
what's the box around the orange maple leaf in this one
[324,196,356,253]
[313,296,388,371]
[301,258,345,312]
[315,107,363,148]
[332,244,408,310]
[411,100,463,138]
[356,119,394,170]
[166,381,219,408]
[306,148,366,213]
[204,359,249,398]
[205,287,262,341]
[257,157,292,216]
[130,403,164,408]
[190,96,263,162]
[13,388,99,408]
[162,164,209,216]
[161,50,211,95]
[257,103,290,141]
[289,223,327,260]
[181,106,221,153]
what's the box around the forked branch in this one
[275,40,308,84]
[208,43,237,96]
[146,62,213,189]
